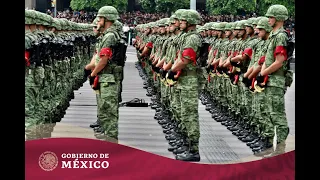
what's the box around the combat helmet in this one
[252,17,264,26]
[179,9,201,25]
[25,10,36,25]
[234,20,247,30]
[97,6,119,21]
[172,9,187,20]
[224,22,233,31]
[245,18,255,28]
[265,4,288,21]
[256,17,273,33]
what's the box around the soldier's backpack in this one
[284,30,295,87]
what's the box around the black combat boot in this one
[89,119,100,128]
[175,142,200,162]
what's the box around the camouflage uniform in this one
[166,9,202,162]
[259,5,290,145]
[92,6,121,140]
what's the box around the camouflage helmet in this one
[256,17,273,33]
[172,9,187,20]
[244,18,255,28]
[235,20,246,30]
[158,19,167,27]
[163,18,170,26]
[224,22,233,31]
[52,18,62,30]
[252,17,264,26]
[25,10,36,25]
[179,9,201,25]
[232,21,239,30]
[169,14,176,24]
[59,18,68,30]
[209,22,217,30]
[216,22,227,31]
[97,6,120,21]
[265,4,288,21]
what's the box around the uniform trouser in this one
[219,77,228,109]
[97,82,119,140]
[171,86,182,128]
[225,77,232,111]
[239,82,252,125]
[263,87,289,143]
[178,88,200,151]
[160,80,168,108]
[251,91,264,134]
[231,83,241,116]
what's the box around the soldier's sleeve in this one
[181,34,202,65]
[274,32,289,61]
[242,39,259,60]
[99,32,117,59]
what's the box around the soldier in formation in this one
[25,10,96,140]
[84,6,127,142]
[134,4,294,161]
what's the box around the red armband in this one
[234,75,239,84]
[208,46,212,52]
[233,51,238,57]
[146,42,153,49]
[242,48,253,59]
[274,46,287,60]
[99,48,112,58]
[93,76,99,89]
[25,51,30,67]
[213,49,218,57]
[258,56,266,65]
[227,51,231,57]
[182,48,197,65]
[176,70,181,77]
[251,77,256,90]
[263,75,269,84]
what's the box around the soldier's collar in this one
[270,27,284,37]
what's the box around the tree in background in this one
[139,0,189,14]
[206,0,295,16]
[70,0,128,13]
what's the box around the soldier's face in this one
[179,20,187,30]
[200,32,204,37]
[268,17,276,27]
[254,27,259,35]
[246,26,254,35]
[217,30,222,38]
[97,17,105,28]
[160,27,166,34]
[206,30,210,36]
[258,28,266,38]
[166,26,170,33]
[169,23,176,32]
[225,30,232,37]
[174,19,180,27]
[238,29,245,37]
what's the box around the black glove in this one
[160,69,167,79]
[256,73,264,84]
[84,68,91,78]
[242,77,252,87]
[222,67,228,73]
[89,75,95,86]
[167,70,177,80]
[216,66,223,74]
[152,65,160,73]
[230,61,241,67]
[206,65,214,73]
